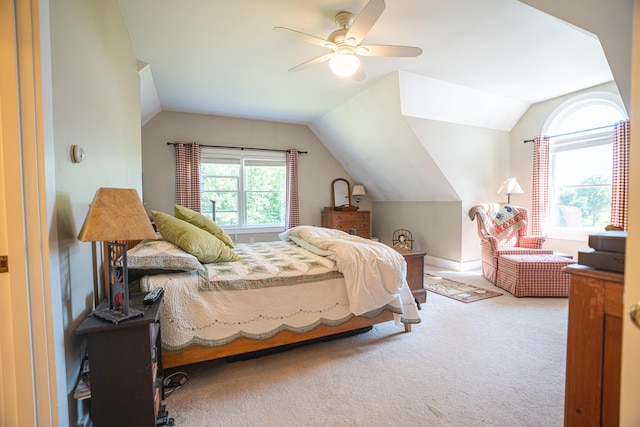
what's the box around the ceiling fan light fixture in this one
[329,54,360,76]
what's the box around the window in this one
[200,148,286,232]
[545,96,626,235]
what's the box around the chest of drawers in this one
[321,209,371,239]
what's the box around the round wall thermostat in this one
[71,145,85,163]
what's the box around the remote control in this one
[144,287,164,305]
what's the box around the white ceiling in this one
[118,0,614,127]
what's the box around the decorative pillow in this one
[127,238,205,271]
[174,204,235,248]
[152,211,241,264]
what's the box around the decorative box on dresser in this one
[76,293,167,427]
[563,264,623,427]
[321,208,371,239]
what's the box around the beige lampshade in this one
[352,185,366,197]
[77,188,157,242]
[497,177,524,195]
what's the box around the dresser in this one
[321,209,371,239]
[563,264,623,427]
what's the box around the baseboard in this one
[424,255,481,272]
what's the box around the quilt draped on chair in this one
[468,204,526,240]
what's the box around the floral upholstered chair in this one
[468,204,553,283]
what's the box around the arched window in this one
[544,94,626,234]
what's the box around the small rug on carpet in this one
[424,274,502,303]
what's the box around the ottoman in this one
[496,254,577,297]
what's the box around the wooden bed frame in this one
[123,239,411,369]
[163,310,410,368]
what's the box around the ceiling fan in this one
[274,0,422,80]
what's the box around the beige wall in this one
[141,111,354,242]
[373,201,463,262]
[49,0,142,424]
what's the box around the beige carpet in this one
[162,269,568,426]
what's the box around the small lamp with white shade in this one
[352,185,366,209]
[497,177,524,204]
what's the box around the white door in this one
[0,0,61,425]
[620,1,640,424]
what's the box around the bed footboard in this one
[163,310,407,368]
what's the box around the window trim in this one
[543,93,626,240]
[200,147,286,233]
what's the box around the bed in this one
[127,222,421,368]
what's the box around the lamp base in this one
[92,307,144,324]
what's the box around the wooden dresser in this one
[321,209,371,239]
[563,264,624,427]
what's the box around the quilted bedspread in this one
[140,234,420,351]
[280,226,417,316]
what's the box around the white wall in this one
[49,0,142,424]
[405,117,510,263]
[141,111,353,242]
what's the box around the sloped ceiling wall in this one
[310,73,459,202]
[520,0,632,112]
[310,72,511,264]
[310,72,511,205]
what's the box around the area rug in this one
[424,274,502,303]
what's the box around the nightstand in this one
[394,247,427,309]
[76,293,167,427]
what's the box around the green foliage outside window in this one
[557,175,611,228]
[200,157,285,227]
[245,162,285,225]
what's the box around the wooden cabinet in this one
[394,248,427,308]
[563,264,623,427]
[321,209,371,239]
[76,294,167,427]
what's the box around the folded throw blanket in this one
[469,203,526,239]
[280,226,419,322]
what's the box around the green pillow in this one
[152,211,241,264]
[174,205,235,249]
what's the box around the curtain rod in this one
[523,123,617,143]
[166,142,307,154]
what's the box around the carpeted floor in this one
[162,268,568,426]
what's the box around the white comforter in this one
[280,226,416,316]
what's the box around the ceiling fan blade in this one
[274,27,335,49]
[352,67,366,81]
[345,0,386,43]
[288,53,334,72]
[357,44,422,57]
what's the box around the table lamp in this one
[497,177,524,204]
[78,188,157,323]
[352,185,366,208]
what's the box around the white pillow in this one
[127,239,205,271]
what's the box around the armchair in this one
[469,204,553,283]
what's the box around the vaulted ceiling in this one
[119,0,615,128]
[121,0,628,206]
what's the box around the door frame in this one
[0,0,64,425]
